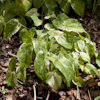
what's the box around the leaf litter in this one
[1,12,100,100]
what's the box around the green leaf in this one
[16,65,26,83]
[52,13,69,30]
[71,0,85,17]
[22,31,33,43]
[48,30,73,49]
[25,8,39,17]
[57,13,69,22]
[59,0,70,15]
[49,44,60,54]
[47,53,75,87]
[44,0,57,10]
[17,43,33,68]
[0,20,3,36]
[72,77,85,87]
[45,70,62,90]
[85,43,94,59]
[9,57,16,72]
[19,28,28,41]
[94,96,100,100]
[3,19,21,39]
[44,23,55,30]
[55,0,62,4]
[32,38,48,54]
[79,61,84,71]
[84,63,98,76]
[31,15,43,26]
[12,3,26,16]
[36,29,48,38]
[17,16,27,27]
[63,19,85,33]
[74,40,85,52]
[80,52,90,63]
[20,0,32,12]
[6,71,19,87]
[33,0,44,9]
[96,52,100,67]
[34,51,48,82]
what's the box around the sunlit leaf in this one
[74,40,85,52]
[32,38,48,54]
[45,70,62,90]
[84,63,98,76]
[64,19,85,33]
[31,15,42,26]
[3,19,21,39]
[34,51,48,82]
[48,30,73,49]
[44,23,55,30]
[47,53,75,87]
[80,52,90,63]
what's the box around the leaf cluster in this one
[4,12,100,90]
[1,0,100,90]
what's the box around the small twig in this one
[0,65,8,72]
[36,97,43,99]
[21,24,29,30]
[76,86,81,100]
[46,91,50,100]
[88,89,92,100]
[33,81,37,100]
[17,80,23,85]
[8,52,17,58]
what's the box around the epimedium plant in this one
[3,12,100,90]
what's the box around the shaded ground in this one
[0,11,100,100]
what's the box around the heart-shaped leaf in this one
[34,51,48,82]
[48,30,73,49]
[59,0,70,15]
[71,0,85,17]
[45,70,62,90]
[3,19,21,39]
[47,53,75,87]
[64,19,85,33]
[17,43,33,68]
[84,63,98,76]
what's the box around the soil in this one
[0,10,100,100]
